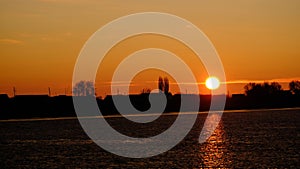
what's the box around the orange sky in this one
[0,0,300,97]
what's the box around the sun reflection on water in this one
[198,113,232,168]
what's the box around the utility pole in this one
[48,87,51,97]
[13,86,16,97]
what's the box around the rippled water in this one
[1,108,299,168]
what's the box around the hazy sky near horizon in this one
[0,0,300,96]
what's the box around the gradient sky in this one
[0,0,300,96]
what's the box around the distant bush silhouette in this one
[289,80,300,95]
[73,80,95,96]
[140,88,151,94]
[244,82,283,97]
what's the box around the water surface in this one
[1,108,299,168]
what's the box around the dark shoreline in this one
[0,93,300,120]
[1,107,300,123]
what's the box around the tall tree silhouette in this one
[73,80,95,96]
[289,80,300,95]
[158,76,164,93]
[164,77,169,95]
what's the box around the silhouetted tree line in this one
[244,80,300,97]
[0,80,299,119]
[223,80,300,110]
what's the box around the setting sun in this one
[205,77,220,90]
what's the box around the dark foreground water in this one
[1,108,299,168]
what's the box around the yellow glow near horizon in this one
[205,77,220,90]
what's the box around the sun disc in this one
[205,77,220,90]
